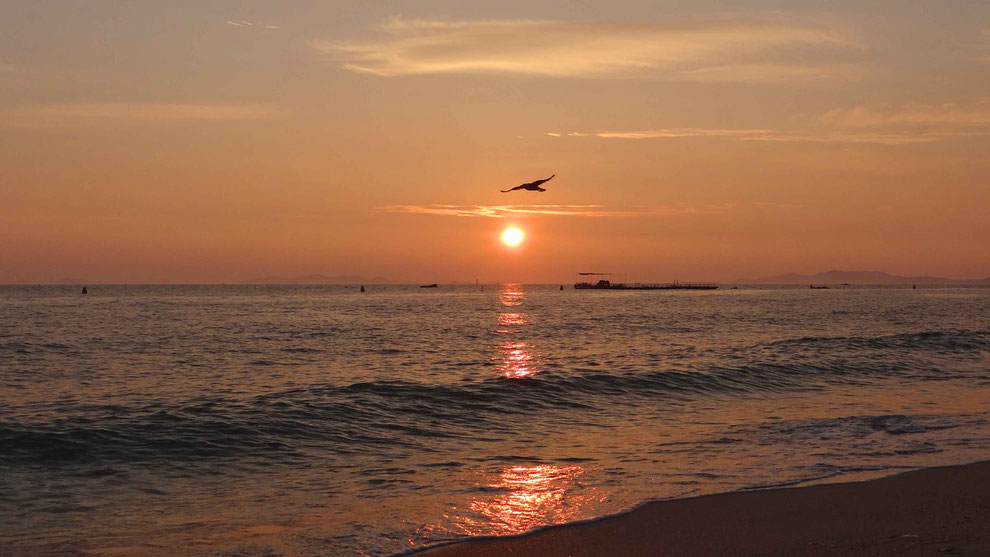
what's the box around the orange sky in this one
[2,2,989,283]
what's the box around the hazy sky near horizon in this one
[2,1,989,283]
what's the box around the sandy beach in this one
[413,460,990,557]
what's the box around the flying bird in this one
[501,174,555,193]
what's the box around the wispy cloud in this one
[820,102,990,127]
[668,62,865,83]
[596,128,774,139]
[560,101,990,145]
[226,20,280,31]
[0,63,65,90]
[379,204,717,218]
[592,127,990,145]
[312,16,863,82]
[744,130,990,144]
[977,28,990,63]
[811,101,990,143]
[0,103,281,127]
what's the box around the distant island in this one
[739,270,990,285]
[241,274,393,285]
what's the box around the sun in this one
[501,226,524,247]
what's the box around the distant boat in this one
[420,283,439,288]
[810,285,830,289]
[81,286,88,295]
[574,272,717,290]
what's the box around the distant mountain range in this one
[740,270,990,285]
[241,274,392,285]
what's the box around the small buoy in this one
[81,286,88,295]
[360,285,365,292]
[560,285,563,291]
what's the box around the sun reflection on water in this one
[456,464,598,536]
[497,312,530,327]
[495,340,539,379]
[498,287,524,307]
[494,285,540,379]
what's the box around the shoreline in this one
[408,460,990,556]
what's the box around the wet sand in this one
[413,460,990,556]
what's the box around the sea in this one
[1,284,988,556]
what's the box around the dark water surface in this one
[1,284,988,555]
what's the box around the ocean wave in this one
[2,328,985,468]
[0,350,975,468]
[762,329,990,353]
[0,341,76,355]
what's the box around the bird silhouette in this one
[501,174,555,193]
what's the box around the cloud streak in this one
[379,204,718,218]
[978,28,990,63]
[591,127,990,145]
[820,102,990,127]
[313,16,863,82]
[226,20,280,30]
[596,128,774,139]
[0,103,282,127]
[555,102,990,145]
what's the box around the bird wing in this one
[501,174,555,192]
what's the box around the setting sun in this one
[501,227,524,247]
